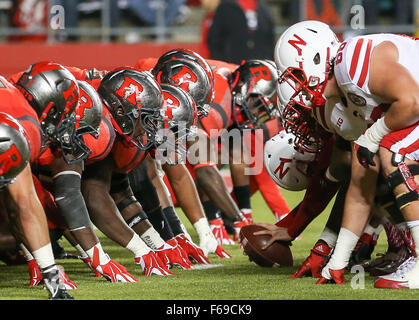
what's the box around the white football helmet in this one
[275,20,340,109]
[264,130,318,191]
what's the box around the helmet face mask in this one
[230,59,279,130]
[154,84,197,165]
[274,21,339,153]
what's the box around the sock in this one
[32,243,55,270]
[126,233,152,257]
[146,206,175,241]
[233,185,251,210]
[86,243,109,265]
[140,227,165,250]
[202,200,222,221]
[74,244,88,259]
[328,228,359,270]
[163,206,184,237]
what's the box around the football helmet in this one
[275,20,340,109]
[152,57,213,119]
[15,61,80,150]
[0,113,30,189]
[263,130,318,191]
[153,48,215,91]
[154,83,198,164]
[98,68,164,150]
[229,59,279,130]
[61,80,103,164]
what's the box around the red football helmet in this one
[98,68,164,150]
[15,61,80,159]
[152,57,213,118]
[0,113,30,189]
[59,80,104,164]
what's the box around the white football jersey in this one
[331,33,419,140]
[312,97,368,141]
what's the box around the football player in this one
[275,20,419,289]
[1,62,80,299]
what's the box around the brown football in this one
[240,224,293,267]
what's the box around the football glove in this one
[290,240,332,279]
[175,234,211,264]
[134,251,175,276]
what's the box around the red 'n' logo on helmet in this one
[273,157,291,179]
[0,144,22,175]
[169,66,197,92]
[115,77,144,106]
[288,34,307,56]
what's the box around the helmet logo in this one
[115,77,144,106]
[0,144,22,175]
[273,157,291,179]
[288,34,307,56]
[62,81,79,115]
[249,66,272,84]
[163,92,180,120]
[78,90,94,119]
[169,66,197,92]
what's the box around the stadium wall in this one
[0,42,201,78]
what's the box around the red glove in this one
[209,218,235,245]
[290,240,332,279]
[134,251,175,277]
[27,259,78,289]
[27,259,42,287]
[155,240,193,270]
[316,268,346,285]
[241,209,253,224]
[81,256,101,277]
[233,219,250,242]
[215,245,232,259]
[92,253,138,283]
[175,234,211,265]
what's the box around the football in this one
[240,224,293,267]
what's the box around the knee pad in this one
[385,155,419,210]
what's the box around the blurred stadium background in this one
[1,0,419,78]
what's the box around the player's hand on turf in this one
[253,223,293,249]
[135,251,175,276]
[290,240,332,278]
[209,218,236,245]
[175,234,211,264]
[156,240,193,269]
[214,244,232,258]
[233,218,250,242]
[93,254,138,283]
[241,209,254,224]
[81,256,101,277]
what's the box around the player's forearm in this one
[385,99,419,132]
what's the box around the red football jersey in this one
[199,59,237,135]
[110,139,149,174]
[0,76,42,163]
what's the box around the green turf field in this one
[1,188,419,301]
